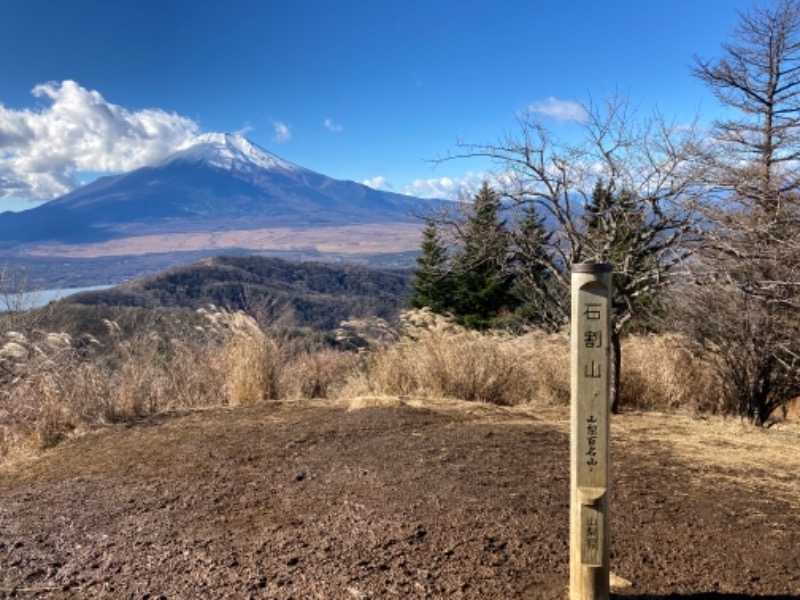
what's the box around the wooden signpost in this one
[570,262,612,600]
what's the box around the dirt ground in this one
[0,397,798,599]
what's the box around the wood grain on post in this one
[570,262,612,600]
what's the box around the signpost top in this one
[571,262,613,274]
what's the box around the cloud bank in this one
[363,171,489,200]
[0,80,200,200]
[404,176,465,199]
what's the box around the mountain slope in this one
[0,133,437,248]
[64,254,412,330]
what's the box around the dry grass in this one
[0,314,225,457]
[0,305,782,463]
[348,310,731,416]
[343,309,569,406]
[619,333,725,413]
[0,308,361,460]
[283,349,362,400]
[212,310,280,405]
[612,410,800,506]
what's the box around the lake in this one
[0,285,113,312]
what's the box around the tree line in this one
[409,0,800,426]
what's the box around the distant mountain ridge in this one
[0,133,440,251]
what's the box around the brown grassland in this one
[22,223,424,258]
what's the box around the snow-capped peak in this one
[165,132,300,173]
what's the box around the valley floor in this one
[0,398,798,599]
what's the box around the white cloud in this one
[234,123,254,136]
[362,176,392,191]
[402,171,488,200]
[272,120,291,143]
[323,118,343,133]
[0,80,200,200]
[529,96,588,123]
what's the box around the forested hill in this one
[63,255,412,330]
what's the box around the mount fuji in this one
[0,133,441,254]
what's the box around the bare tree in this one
[694,0,800,209]
[689,0,800,424]
[0,266,38,314]
[442,94,704,412]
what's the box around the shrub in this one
[620,334,725,413]
[346,309,568,406]
[349,310,725,413]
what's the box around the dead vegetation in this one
[0,306,789,462]
[0,307,359,460]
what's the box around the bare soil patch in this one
[0,398,798,599]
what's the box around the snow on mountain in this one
[164,133,301,173]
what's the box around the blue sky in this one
[1,0,754,211]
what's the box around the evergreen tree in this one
[450,182,517,329]
[445,95,701,413]
[409,219,454,313]
[583,179,670,413]
[511,202,563,329]
[584,180,663,332]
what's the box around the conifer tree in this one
[584,180,662,331]
[409,219,454,314]
[450,182,517,329]
[511,202,563,329]
[583,179,670,412]
[438,94,701,412]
